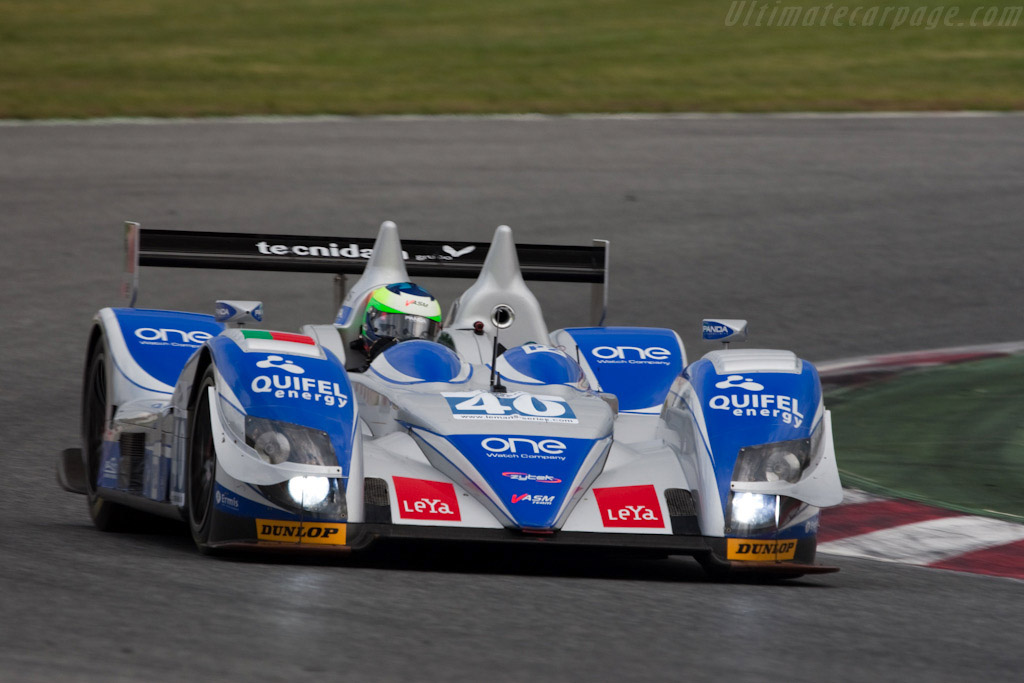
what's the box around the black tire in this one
[186,367,219,553]
[82,340,137,531]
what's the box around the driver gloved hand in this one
[367,337,398,361]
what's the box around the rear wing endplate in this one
[122,222,610,325]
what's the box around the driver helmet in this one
[361,282,442,355]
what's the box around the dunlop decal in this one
[727,538,798,561]
[256,519,347,546]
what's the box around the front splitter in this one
[208,515,835,576]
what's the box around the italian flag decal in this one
[241,330,315,345]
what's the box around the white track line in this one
[1,111,1023,127]
[819,515,1024,565]
[836,489,889,505]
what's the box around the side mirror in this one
[215,300,264,326]
[702,319,748,344]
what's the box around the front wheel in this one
[82,340,138,531]
[186,367,219,553]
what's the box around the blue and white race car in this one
[58,221,843,577]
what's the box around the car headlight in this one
[727,492,777,534]
[259,476,347,517]
[288,476,331,507]
[733,434,818,484]
[245,416,336,466]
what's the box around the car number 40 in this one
[442,392,578,422]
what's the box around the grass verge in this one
[827,355,1024,521]
[0,0,1022,118]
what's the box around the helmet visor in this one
[366,308,441,342]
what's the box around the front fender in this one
[97,307,223,405]
[203,329,359,477]
[668,349,842,525]
[729,410,843,508]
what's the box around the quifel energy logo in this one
[708,375,804,427]
[593,485,665,528]
[393,477,461,521]
[250,356,349,408]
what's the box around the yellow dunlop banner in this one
[256,519,347,546]
[727,538,797,561]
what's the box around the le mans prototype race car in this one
[58,221,843,577]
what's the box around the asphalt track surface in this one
[2,115,1023,682]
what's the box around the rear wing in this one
[121,222,610,325]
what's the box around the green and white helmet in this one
[361,282,442,350]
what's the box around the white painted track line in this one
[819,515,1024,565]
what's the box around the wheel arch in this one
[187,346,215,411]
[80,323,107,445]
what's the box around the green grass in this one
[0,0,1022,117]
[828,356,1024,521]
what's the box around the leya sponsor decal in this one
[727,538,798,561]
[708,375,804,427]
[250,355,349,408]
[593,485,665,528]
[393,476,462,521]
[256,519,347,545]
[589,345,673,366]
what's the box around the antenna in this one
[489,333,506,393]
[488,304,514,393]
